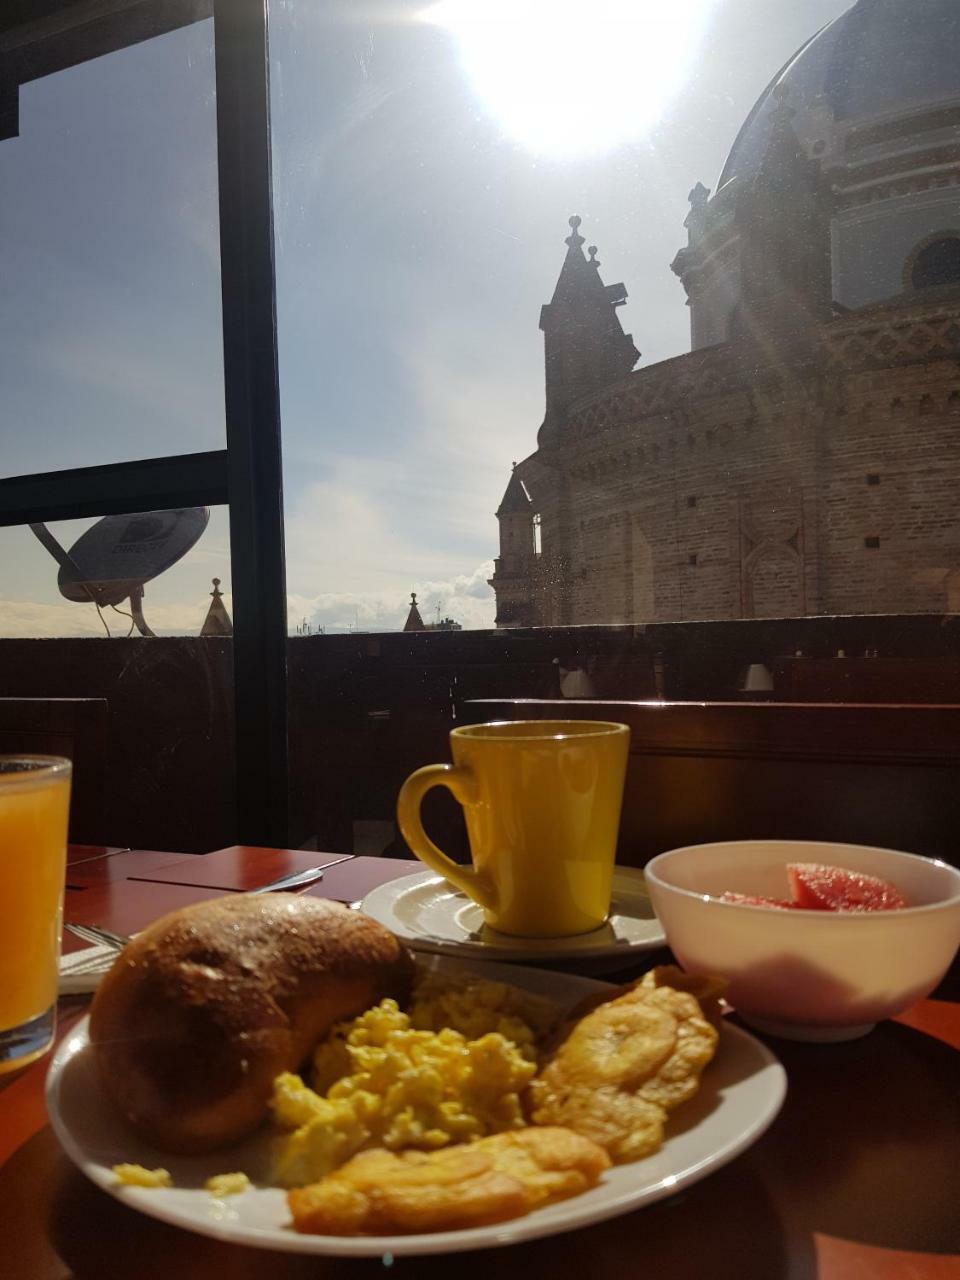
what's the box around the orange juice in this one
[0,758,71,1073]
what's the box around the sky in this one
[0,0,855,637]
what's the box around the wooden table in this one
[2,846,958,1280]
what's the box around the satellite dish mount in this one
[30,508,210,637]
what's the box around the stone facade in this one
[490,294,960,626]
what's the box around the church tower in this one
[490,217,639,627]
[537,216,640,447]
[488,466,538,627]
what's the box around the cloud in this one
[0,595,222,639]
[402,331,541,531]
[0,560,496,639]
[280,309,534,617]
[283,456,467,599]
[288,560,496,634]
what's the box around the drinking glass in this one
[0,756,72,1073]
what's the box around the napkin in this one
[59,944,117,996]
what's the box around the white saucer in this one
[360,867,666,963]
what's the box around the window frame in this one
[0,0,288,847]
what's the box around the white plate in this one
[361,867,666,962]
[46,957,786,1258]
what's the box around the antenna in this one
[30,508,210,637]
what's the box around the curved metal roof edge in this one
[715,17,841,190]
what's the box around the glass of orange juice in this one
[0,756,72,1074]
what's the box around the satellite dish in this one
[30,508,210,637]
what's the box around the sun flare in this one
[423,0,713,158]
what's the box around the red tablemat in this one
[126,846,352,892]
[304,856,423,904]
[66,845,129,865]
[66,849,186,889]
[63,880,228,937]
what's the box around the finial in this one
[684,182,711,242]
[688,181,710,208]
[512,460,517,470]
[588,245,599,266]
[565,214,585,249]
[201,577,233,637]
[410,591,417,606]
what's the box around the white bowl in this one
[644,841,960,1042]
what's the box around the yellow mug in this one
[396,720,630,937]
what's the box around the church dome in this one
[717,0,960,192]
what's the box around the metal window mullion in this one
[213,0,288,847]
[0,451,229,527]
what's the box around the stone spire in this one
[537,216,640,447]
[496,463,533,517]
[403,591,425,632]
[200,578,233,637]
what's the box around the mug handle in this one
[396,764,497,911]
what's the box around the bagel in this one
[89,894,414,1154]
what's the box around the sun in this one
[422,0,713,158]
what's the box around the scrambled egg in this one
[205,1172,250,1197]
[408,972,557,1064]
[112,1164,172,1188]
[270,996,537,1187]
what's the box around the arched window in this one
[910,236,960,291]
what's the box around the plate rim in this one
[45,959,787,1258]
[360,867,667,960]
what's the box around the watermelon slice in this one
[719,892,797,909]
[787,863,908,912]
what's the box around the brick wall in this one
[506,297,960,625]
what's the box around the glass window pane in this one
[0,508,231,638]
[0,508,234,851]
[273,0,960,850]
[271,0,960,640]
[0,18,224,478]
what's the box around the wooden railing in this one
[0,697,107,843]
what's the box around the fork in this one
[65,864,331,952]
[64,921,131,951]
